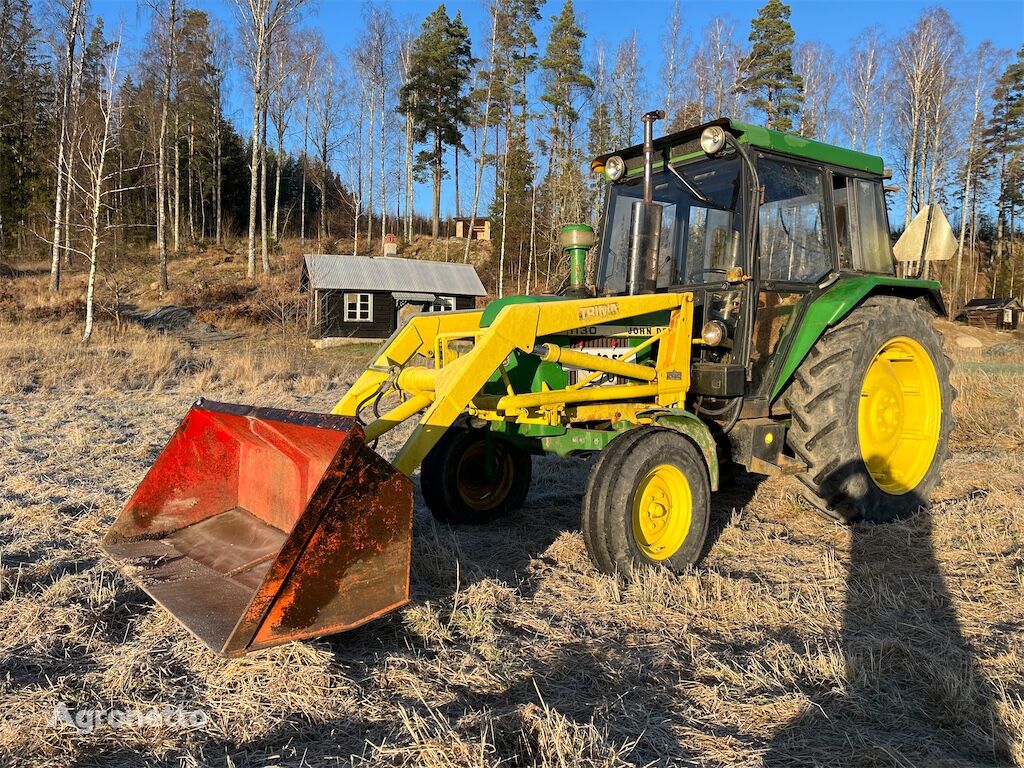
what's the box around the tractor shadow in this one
[404,453,764,605]
[762,459,1011,767]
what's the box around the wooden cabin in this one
[960,297,1023,331]
[301,254,486,340]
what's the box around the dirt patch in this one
[124,305,243,345]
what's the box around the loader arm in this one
[339,294,696,476]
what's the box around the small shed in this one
[960,297,1023,331]
[454,217,491,241]
[301,254,487,340]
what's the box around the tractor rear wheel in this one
[421,426,532,525]
[783,296,954,523]
[582,427,711,576]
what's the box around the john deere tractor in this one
[103,115,954,656]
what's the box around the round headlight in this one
[701,320,728,347]
[604,155,625,182]
[700,125,727,155]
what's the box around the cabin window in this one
[344,293,372,322]
[758,158,833,283]
[853,179,895,274]
[831,174,894,275]
[832,174,853,270]
[429,296,456,312]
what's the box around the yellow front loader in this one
[103,116,955,655]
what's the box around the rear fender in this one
[769,276,944,402]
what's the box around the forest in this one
[0,0,1023,331]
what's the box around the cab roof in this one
[592,117,885,177]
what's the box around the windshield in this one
[596,156,743,295]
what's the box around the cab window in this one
[831,173,895,275]
[758,158,833,283]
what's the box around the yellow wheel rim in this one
[858,336,941,495]
[632,463,692,560]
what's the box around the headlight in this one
[700,126,727,155]
[701,320,728,346]
[604,155,625,182]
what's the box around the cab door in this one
[749,155,839,395]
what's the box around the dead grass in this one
[0,269,1021,766]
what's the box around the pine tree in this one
[488,0,542,294]
[735,0,803,132]
[539,0,592,284]
[988,45,1024,272]
[398,4,474,239]
[540,0,591,157]
[0,0,51,255]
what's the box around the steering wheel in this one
[687,267,729,282]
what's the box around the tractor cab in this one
[589,116,898,414]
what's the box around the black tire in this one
[420,426,532,524]
[581,426,659,574]
[783,296,955,523]
[582,427,711,576]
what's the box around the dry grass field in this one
[0,256,1022,767]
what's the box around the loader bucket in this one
[101,400,413,657]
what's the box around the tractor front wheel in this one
[582,427,711,576]
[420,426,532,525]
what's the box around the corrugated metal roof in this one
[303,254,487,297]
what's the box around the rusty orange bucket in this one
[102,400,413,656]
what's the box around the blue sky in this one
[89,0,1024,217]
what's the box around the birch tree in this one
[269,25,300,243]
[80,36,120,342]
[953,42,1001,313]
[795,41,837,140]
[234,0,308,278]
[845,27,885,152]
[660,0,686,123]
[892,9,958,230]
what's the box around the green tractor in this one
[104,115,955,655]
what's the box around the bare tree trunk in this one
[260,31,271,273]
[366,88,375,249]
[246,35,264,277]
[214,103,222,245]
[157,0,176,289]
[405,111,413,240]
[49,0,85,292]
[464,12,496,264]
[431,130,441,239]
[84,41,119,343]
[173,108,181,255]
[62,22,86,271]
[300,98,308,245]
[454,144,460,220]
[354,95,363,254]
[497,138,510,297]
[380,83,387,242]
[273,125,283,242]
[188,115,196,241]
[953,48,992,315]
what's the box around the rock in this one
[149,281,160,290]
[955,335,983,349]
